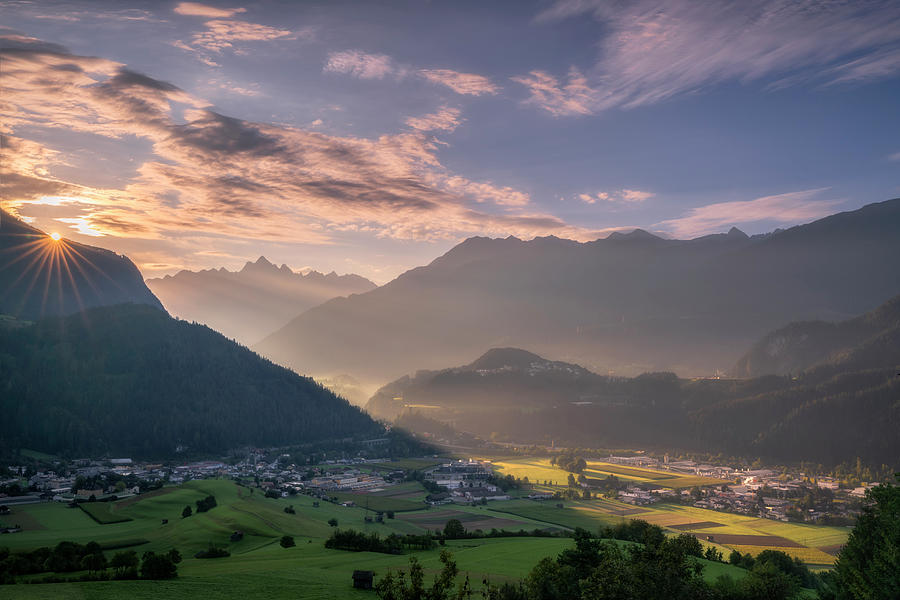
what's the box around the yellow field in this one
[491,457,728,489]
[486,457,849,566]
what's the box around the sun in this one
[50,232,61,241]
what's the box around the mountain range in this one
[0,215,390,457]
[368,293,900,466]
[0,209,162,319]
[256,199,900,383]
[146,257,376,345]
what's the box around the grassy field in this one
[1,474,777,598]
[490,457,729,490]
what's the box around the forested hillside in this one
[371,323,900,467]
[0,304,382,456]
[0,209,163,319]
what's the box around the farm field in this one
[490,456,729,490]
[0,474,775,598]
[488,497,849,567]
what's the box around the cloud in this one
[323,50,398,79]
[511,68,592,116]
[579,189,651,204]
[188,19,295,53]
[323,51,498,95]
[2,35,603,252]
[419,69,499,95]
[889,151,900,162]
[405,107,462,132]
[171,4,302,61]
[174,2,246,18]
[522,0,900,115]
[655,189,840,238]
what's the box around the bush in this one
[139,552,177,579]
[280,536,295,548]
[195,495,217,513]
[194,545,230,559]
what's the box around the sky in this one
[1,0,899,283]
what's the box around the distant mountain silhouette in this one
[371,338,900,466]
[257,199,900,382]
[0,303,384,457]
[367,347,596,420]
[146,257,376,344]
[0,209,163,319]
[732,294,900,377]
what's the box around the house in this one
[352,570,374,590]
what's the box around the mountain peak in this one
[727,227,748,239]
[468,347,545,371]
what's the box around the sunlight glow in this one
[50,232,61,241]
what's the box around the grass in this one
[0,459,845,597]
[79,502,133,524]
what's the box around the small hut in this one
[352,570,374,590]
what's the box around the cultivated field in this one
[490,457,730,490]
[1,469,767,598]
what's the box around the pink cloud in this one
[419,69,499,96]
[511,68,592,116]
[523,0,900,116]
[655,189,841,238]
[323,50,397,79]
[2,37,601,254]
[174,2,246,18]
[405,107,462,132]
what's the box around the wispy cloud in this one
[324,50,399,80]
[579,189,653,204]
[889,151,900,162]
[405,107,462,132]
[323,51,498,95]
[172,3,302,62]
[419,69,499,96]
[174,2,246,18]
[655,189,840,238]
[1,35,602,252]
[521,0,900,116]
[511,68,592,116]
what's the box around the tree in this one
[166,548,182,564]
[375,550,464,600]
[182,505,192,518]
[109,550,139,576]
[280,535,295,548]
[80,552,108,573]
[567,473,577,488]
[443,518,466,539]
[140,551,177,579]
[830,477,900,599]
[328,518,338,527]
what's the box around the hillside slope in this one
[0,304,382,456]
[732,294,900,377]
[0,209,163,319]
[257,199,900,381]
[147,257,376,345]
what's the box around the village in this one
[0,450,872,531]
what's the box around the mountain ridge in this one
[0,209,163,319]
[257,198,900,382]
[146,256,376,345]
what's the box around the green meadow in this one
[1,477,769,598]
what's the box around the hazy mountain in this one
[369,342,900,467]
[0,303,383,457]
[257,199,900,382]
[367,347,599,420]
[0,209,163,319]
[732,294,900,377]
[146,257,376,345]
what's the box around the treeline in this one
[0,304,383,457]
[325,529,434,554]
[0,542,181,585]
